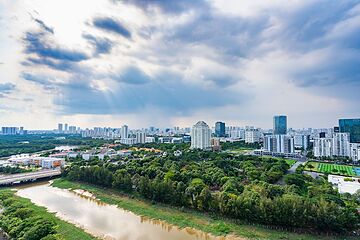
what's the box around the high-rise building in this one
[69,126,77,133]
[190,121,211,150]
[215,122,225,137]
[264,135,294,154]
[332,132,350,157]
[136,131,146,144]
[64,123,68,132]
[339,118,360,143]
[350,143,360,162]
[1,127,18,135]
[273,115,287,135]
[294,134,310,150]
[319,132,326,138]
[245,126,261,143]
[58,123,63,133]
[121,125,128,139]
[313,137,333,157]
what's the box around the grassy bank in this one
[52,178,354,240]
[0,189,96,240]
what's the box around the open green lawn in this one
[227,148,253,154]
[52,178,355,240]
[285,159,297,167]
[305,161,355,176]
[0,189,96,240]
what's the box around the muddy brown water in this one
[16,182,241,240]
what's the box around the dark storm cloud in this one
[93,17,131,38]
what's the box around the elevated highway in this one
[0,169,61,186]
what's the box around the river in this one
[16,183,236,240]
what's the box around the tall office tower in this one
[339,119,360,143]
[245,126,261,143]
[121,125,129,139]
[190,121,211,150]
[136,131,146,144]
[215,121,226,137]
[313,137,333,157]
[64,123,68,132]
[332,132,350,157]
[264,135,295,153]
[273,115,287,135]
[58,123,63,133]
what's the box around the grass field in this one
[0,189,96,240]
[285,159,297,167]
[305,161,356,176]
[51,178,356,240]
[228,148,253,154]
[261,156,297,167]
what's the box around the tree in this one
[197,186,212,211]
[284,174,306,189]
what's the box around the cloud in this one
[0,83,16,94]
[54,71,244,115]
[3,0,360,128]
[33,18,54,34]
[22,57,76,72]
[112,67,151,85]
[93,17,131,38]
[21,72,58,90]
[23,32,89,62]
[83,34,113,55]
[121,0,207,14]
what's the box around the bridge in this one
[0,169,61,186]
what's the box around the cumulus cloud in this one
[2,0,360,128]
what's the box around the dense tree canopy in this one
[63,150,360,233]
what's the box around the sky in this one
[0,0,359,130]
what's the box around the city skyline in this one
[1,0,360,129]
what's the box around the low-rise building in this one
[41,158,65,169]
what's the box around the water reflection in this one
[16,183,239,240]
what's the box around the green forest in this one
[0,134,111,157]
[62,150,360,234]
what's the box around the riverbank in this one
[52,178,355,240]
[0,189,96,240]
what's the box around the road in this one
[288,158,307,174]
[0,169,61,186]
[277,157,308,185]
